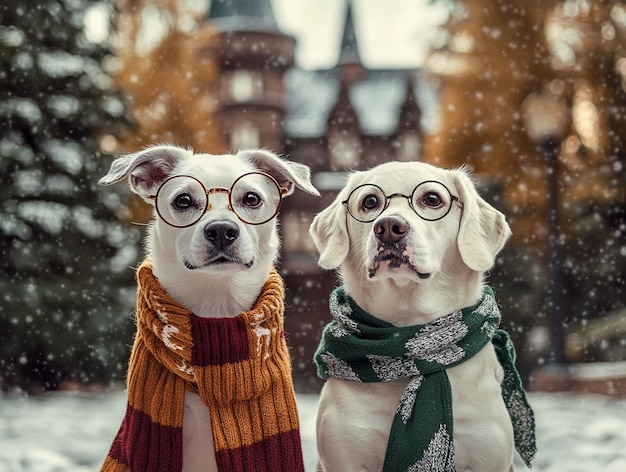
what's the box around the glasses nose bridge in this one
[385,192,413,212]
[205,186,233,213]
[207,187,230,196]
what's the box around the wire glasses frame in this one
[342,180,462,223]
[148,172,288,228]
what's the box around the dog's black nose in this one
[374,216,409,244]
[204,220,240,247]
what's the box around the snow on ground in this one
[0,389,625,471]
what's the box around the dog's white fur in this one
[100,145,318,472]
[310,161,514,472]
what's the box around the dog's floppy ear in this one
[237,149,320,197]
[309,186,351,270]
[98,145,192,203]
[453,169,512,272]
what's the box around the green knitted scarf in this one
[314,286,536,472]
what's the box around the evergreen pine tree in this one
[0,0,140,391]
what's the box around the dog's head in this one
[100,145,319,278]
[310,162,510,317]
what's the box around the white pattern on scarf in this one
[319,352,361,381]
[397,375,424,424]
[153,308,184,352]
[479,296,501,338]
[404,311,467,366]
[406,424,455,472]
[328,292,361,337]
[177,359,195,379]
[368,354,420,382]
[252,313,276,360]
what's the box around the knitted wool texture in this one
[314,286,536,472]
[101,259,304,472]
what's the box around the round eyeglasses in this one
[148,172,287,228]
[342,181,462,223]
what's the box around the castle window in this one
[282,212,316,253]
[328,130,360,169]
[397,132,421,161]
[231,70,261,102]
[231,121,260,150]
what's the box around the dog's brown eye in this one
[362,194,380,211]
[242,192,262,208]
[174,193,194,210]
[422,192,443,208]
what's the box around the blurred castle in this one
[203,0,427,259]
[179,0,626,397]
[199,0,428,391]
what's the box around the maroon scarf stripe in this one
[108,402,183,471]
[189,314,250,366]
[214,429,304,472]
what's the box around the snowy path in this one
[0,390,625,471]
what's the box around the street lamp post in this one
[522,91,570,366]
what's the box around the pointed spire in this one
[327,80,360,130]
[338,1,361,66]
[208,0,279,32]
[395,73,424,160]
[398,73,422,131]
[337,1,365,85]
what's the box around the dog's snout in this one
[374,216,409,244]
[204,220,240,248]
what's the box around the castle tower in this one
[337,1,365,85]
[202,0,295,153]
[327,1,364,170]
[395,74,423,161]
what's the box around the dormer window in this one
[230,71,261,102]
[283,212,317,254]
[328,129,360,169]
[397,132,421,161]
[231,121,260,150]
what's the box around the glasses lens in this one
[230,173,282,224]
[155,176,207,228]
[411,181,453,221]
[346,184,386,222]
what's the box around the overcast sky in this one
[84,0,449,70]
[272,0,449,70]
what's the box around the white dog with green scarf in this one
[310,161,536,472]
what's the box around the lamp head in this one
[522,92,570,143]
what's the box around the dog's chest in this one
[182,392,218,471]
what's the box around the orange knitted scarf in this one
[101,259,303,472]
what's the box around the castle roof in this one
[282,1,429,139]
[205,0,432,140]
[284,68,431,139]
[207,0,279,32]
